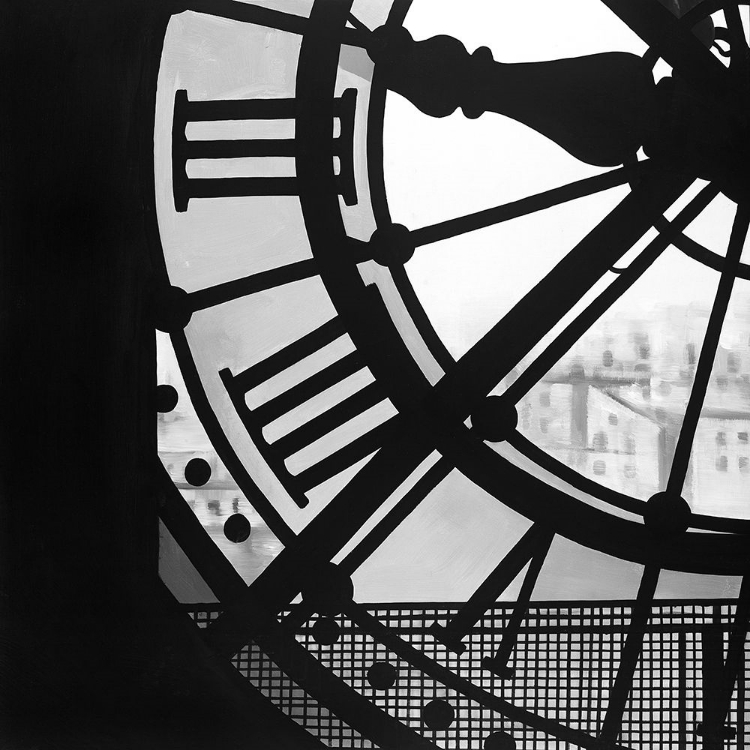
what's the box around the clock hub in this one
[644,72,750,202]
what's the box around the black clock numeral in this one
[430,524,553,655]
[172,88,358,212]
[220,316,397,509]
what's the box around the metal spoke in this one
[503,182,719,405]
[181,0,367,47]
[410,162,651,248]
[599,566,660,743]
[204,418,434,658]
[431,525,553,653]
[666,202,750,494]
[339,457,453,574]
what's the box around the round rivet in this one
[484,731,516,750]
[311,617,341,646]
[644,491,691,536]
[369,224,416,267]
[422,699,454,730]
[367,25,414,67]
[367,662,398,690]
[184,458,211,487]
[154,285,192,333]
[471,396,518,443]
[156,384,178,413]
[301,562,354,617]
[223,513,251,543]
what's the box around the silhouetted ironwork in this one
[431,526,553,655]
[172,88,358,211]
[219,316,402,508]
[368,26,659,167]
[501,182,719,410]
[152,2,750,750]
[185,599,750,749]
[667,205,750,494]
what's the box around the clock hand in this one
[367,25,659,167]
[366,2,747,180]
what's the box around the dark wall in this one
[0,3,316,747]
[0,0,161,736]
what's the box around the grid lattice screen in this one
[186,601,749,749]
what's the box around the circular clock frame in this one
[151,1,750,748]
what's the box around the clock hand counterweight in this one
[366,25,660,167]
[361,15,748,198]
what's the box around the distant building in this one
[518,382,660,499]
[518,372,750,519]
[585,387,660,497]
[512,298,750,517]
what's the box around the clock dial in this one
[152,0,750,747]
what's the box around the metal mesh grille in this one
[186,600,749,749]
[233,642,374,748]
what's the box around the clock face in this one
[152,0,750,747]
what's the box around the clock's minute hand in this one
[366,25,660,168]
[366,21,749,199]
